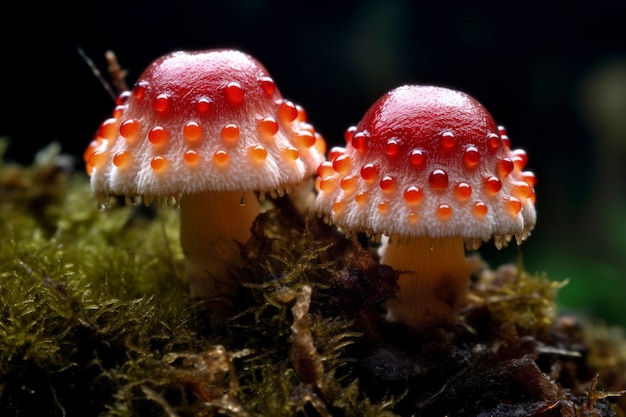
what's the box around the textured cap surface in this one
[315,85,536,246]
[85,49,326,205]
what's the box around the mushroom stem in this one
[180,191,261,298]
[381,236,477,329]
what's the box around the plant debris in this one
[0,139,625,416]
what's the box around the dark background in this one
[2,0,625,326]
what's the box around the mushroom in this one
[84,49,326,298]
[315,85,536,329]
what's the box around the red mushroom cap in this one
[85,49,326,206]
[315,85,536,247]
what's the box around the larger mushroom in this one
[84,49,326,298]
[315,85,536,329]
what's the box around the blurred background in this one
[1,0,625,326]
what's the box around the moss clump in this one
[0,141,199,416]
[1,140,625,416]
[0,141,399,416]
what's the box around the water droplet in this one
[116,91,131,105]
[333,155,352,174]
[485,176,502,194]
[260,77,276,97]
[429,169,448,188]
[98,118,118,140]
[328,147,345,161]
[344,126,357,144]
[112,105,125,118]
[183,121,202,142]
[213,150,229,166]
[505,196,522,215]
[436,204,452,220]
[513,182,533,199]
[511,149,528,170]
[409,149,425,167]
[355,192,368,205]
[408,212,419,224]
[498,158,514,177]
[259,117,279,136]
[279,100,298,122]
[455,182,472,200]
[378,201,389,214]
[83,140,100,164]
[440,131,455,149]
[132,83,146,100]
[225,81,244,105]
[113,151,131,168]
[385,139,399,157]
[295,130,315,147]
[283,147,299,161]
[463,146,480,168]
[184,150,200,165]
[296,105,307,122]
[148,126,169,146]
[250,145,267,162]
[120,119,139,140]
[404,186,423,205]
[88,151,107,168]
[317,161,334,177]
[196,97,212,113]
[360,163,378,182]
[314,133,327,155]
[319,177,337,193]
[340,175,358,193]
[333,200,346,215]
[153,94,169,113]
[473,201,488,217]
[380,175,396,192]
[150,156,168,172]
[221,124,240,144]
[351,131,368,153]
[521,171,536,187]
[487,133,500,151]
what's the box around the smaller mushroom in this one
[85,49,326,298]
[315,85,536,329]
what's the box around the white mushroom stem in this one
[381,236,477,329]
[180,191,261,298]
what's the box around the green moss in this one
[473,261,567,336]
[0,141,400,416]
[1,140,625,416]
[0,141,197,416]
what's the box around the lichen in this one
[1,139,625,416]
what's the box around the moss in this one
[1,139,625,416]
[0,140,196,416]
[473,261,567,336]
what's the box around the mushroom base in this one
[180,191,261,299]
[381,236,477,329]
